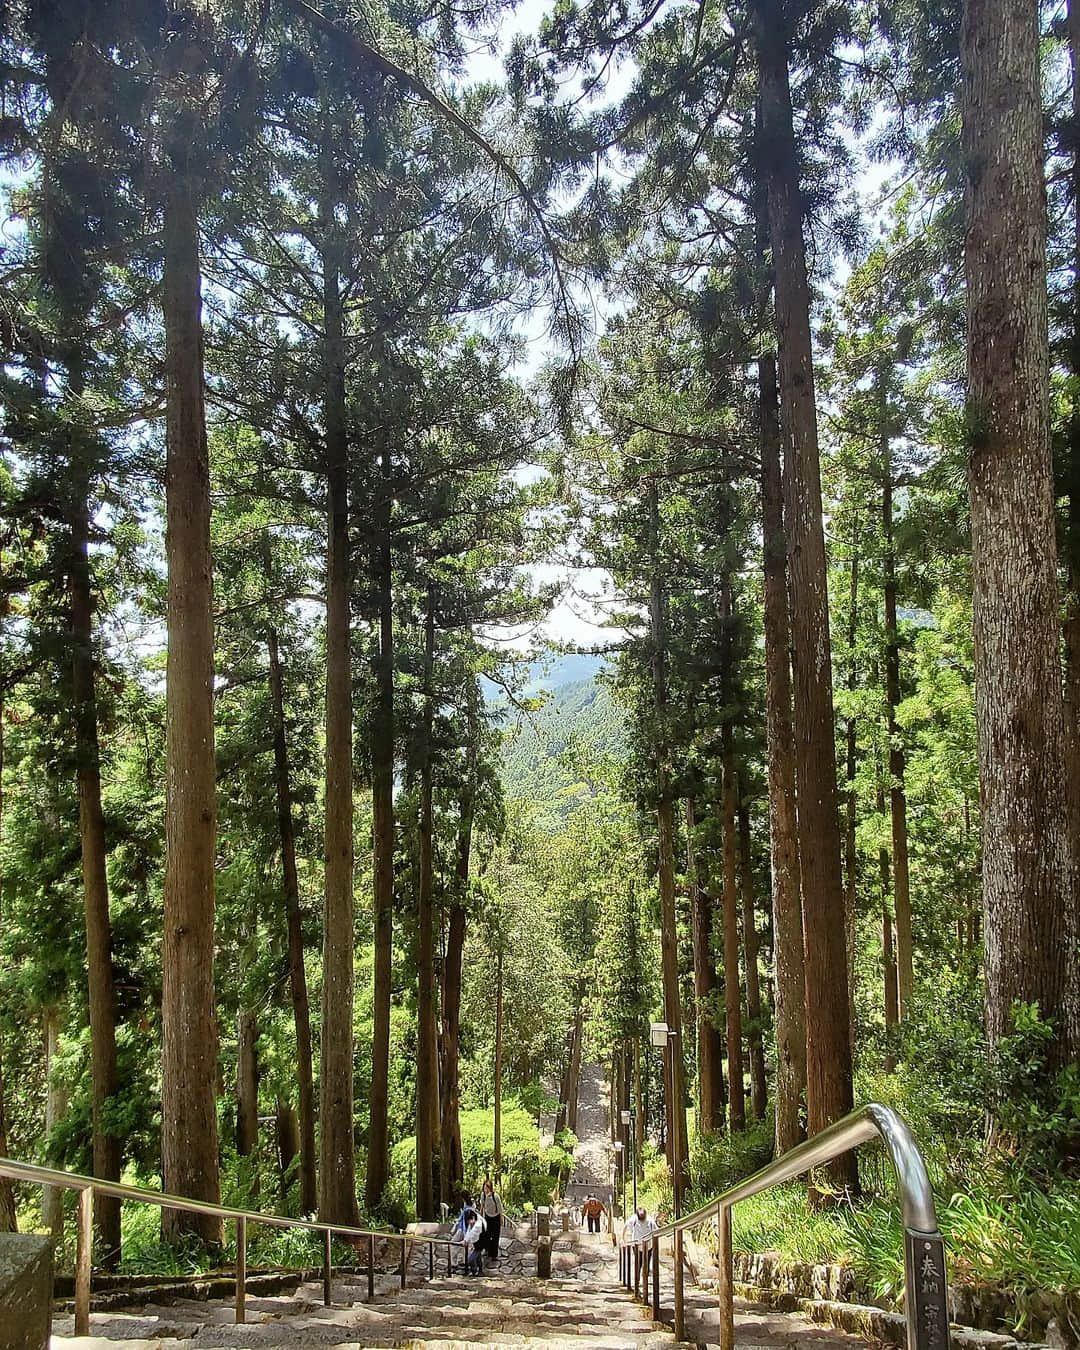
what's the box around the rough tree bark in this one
[721,739,746,1132]
[1065,0,1080,898]
[0,691,15,1232]
[415,590,439,1220]
[0,1051,13,1231]
[761,345,799,1150]
[757,340,806,1154]
[367,460,395,1215]
[319,213,358,1226]
[738,799,768,1123]
[69,479,122,1263]
[160,145,223,1245]
[265,616,317,1214]
[880,369,914,1020]
[755,0,856,1186]
[877,774,899,1072]
[961,0,1080,1067]
[494,949,504,1171]
[687,798,725,1134]
[42,1006,68,1239]
[275,1100,301,1206]
[842,516,860,1050]
[648,480,690,1200]
[440,684,477,1202]
[236,1010,259,1193]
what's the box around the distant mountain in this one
[480,650,611,707]
[523,651,608,692]
[500,673,625,828]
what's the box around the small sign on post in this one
[904,1229,949,1350]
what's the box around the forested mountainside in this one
[501,675,625,828]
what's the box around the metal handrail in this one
[0,1155,457,1336]
[617,1103,948,1350]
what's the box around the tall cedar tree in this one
[960,0,1080,1067]
[160,41,223,1242]
[754,0,856,1185]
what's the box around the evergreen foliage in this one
[0,0,1076,1330]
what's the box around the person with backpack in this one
[580,1194,606,1233]
[479,1177,503,1264]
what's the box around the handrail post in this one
[368,1233,375,1301]
[717,1201,733,1350]
[651,1233,659,1319]
[399,1234,407,1288]
[323,1228,332,1307]
[447,1240,451,1278]
[674,1228,685,1341]
[429,1240,434,1280]
[235,1215,247,1323]
[75,1185,93,1337]
[634,1242,640,1298]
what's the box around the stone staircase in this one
[47,1226,661,1349]
[46,1224,870,1350]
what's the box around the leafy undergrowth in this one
[681,999,1080,1318]
[388,1097,574,1224]
[721,1177,1080,1311]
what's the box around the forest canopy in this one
[0,0,1076,1330]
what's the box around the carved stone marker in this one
[0,1233,53,1350]
[536,1207,551,1278]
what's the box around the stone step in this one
[48,1256,879,1350]
[49,1268,673,1348]
[57,1341,693,1350]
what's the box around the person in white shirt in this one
[463,1207,487,1275]
[622,1206,658,1284]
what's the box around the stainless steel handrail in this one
[0,1155,456,1336]
[617,1103,949,1350]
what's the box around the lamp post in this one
[613,1140,625,1221]
[651,1020,684,1341]
[620,1106,637,1212]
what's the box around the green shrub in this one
[390,1098,574,1219]
[689,1115,774,1208]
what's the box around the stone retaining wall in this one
[694,1249,1076,1350]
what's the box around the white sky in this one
[463,0,640,653]
[462,7,901,656]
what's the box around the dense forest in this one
[0,0,1077,1329]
